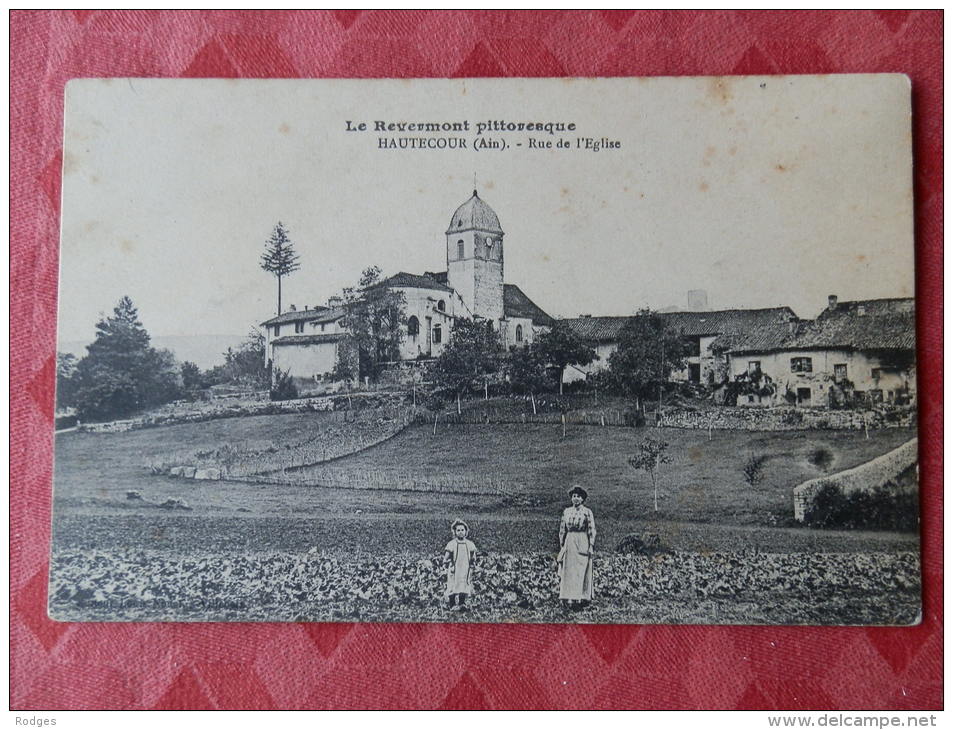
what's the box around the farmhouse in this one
[560,307,798,385]
[720,296,916,408]
[261,190,554,380]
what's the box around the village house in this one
[560,306,798,385]
[720,296,916,408]
[261,190,554,381]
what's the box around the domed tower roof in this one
[446,190,503,235]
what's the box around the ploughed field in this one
[50,413,919,624]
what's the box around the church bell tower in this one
[446,190,504,322]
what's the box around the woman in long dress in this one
[557,485,596,609]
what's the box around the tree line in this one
[56,297,269,422]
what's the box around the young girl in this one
[443,519,477,611]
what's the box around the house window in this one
[273,325,280,336]
[791,357,813,373]
[748,361,761,375]
[871,368,882,380]
[433,324,442,344]
[515,325,523,343]
[869,389,884,404]
[685,338,701,357]
[437,300,446,312]
[834,364,848,382]
[457,240,464,259]
[797,387,812,405]
[320,323,326,332]
[407,316,419,337]
[294,322,304,334]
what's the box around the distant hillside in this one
[58,334,247,370]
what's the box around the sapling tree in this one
[628,437,671,512]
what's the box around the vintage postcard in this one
[50,76,918,624]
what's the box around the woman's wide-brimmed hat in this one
[568,485,589,501]
[450,519,470,535]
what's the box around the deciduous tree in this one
[337,266,406,381]
[536,323,597,395]
[607,309,688,409]
[432,318,502,411]
[504,343,550,414]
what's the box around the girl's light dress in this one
[444,538,477,596]
[557,505,596,600]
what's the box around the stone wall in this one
[658,405,916,432]
[792,438,918,522]
[80,392,411,433]
[152,406,421,480]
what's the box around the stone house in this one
[560,307,797,385]
[720,296,916,408]
[261,190,554,381]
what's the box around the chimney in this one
[827,295,838,312]
[289,304,296,311]
[788,315,798,334]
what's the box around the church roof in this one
[503,284,555,327]
[378,271,453,292]
[446,190,503,235]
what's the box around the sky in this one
[58,76,914,345]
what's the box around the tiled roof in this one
[792,311,915,351]
[819,297,914,320]
[723,310,915,354]
[561,307,797,344]
[503,284,555,327]
[378,271,453,293]
[261,306,332,326]
[271,333,345,346]
[660,307,797,337]
[559,315,632,343]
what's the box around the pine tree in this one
[260,222,301,315]
[71,296,182,421]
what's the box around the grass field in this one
[53,415,916,549]
[50,412,920,624]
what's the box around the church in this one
[261,190,555,381]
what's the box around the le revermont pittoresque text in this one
[345,119,622,152]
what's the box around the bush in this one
[804,482,918,532]
[742,454,769,486]
[809,447,834,472]
[270,368,299,401]
[616,532,671,556]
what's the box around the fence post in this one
[433,412,439,436]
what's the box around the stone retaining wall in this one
[153,407,421,481]
[792,438,918,522]
[658,405,915,432]
[79,392,410,433]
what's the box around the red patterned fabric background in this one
[10,10,942,710]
